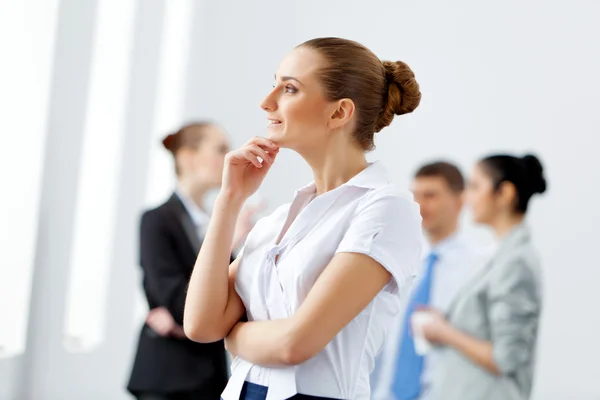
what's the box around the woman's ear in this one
[497,181,518,211]
[328,98,355,130]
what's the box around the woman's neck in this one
[492,213,524,239]
[301,139,368,196]
[177,178,209,210]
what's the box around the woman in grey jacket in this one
[419,153,546,400]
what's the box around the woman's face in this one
[183,125,230,189]
[260,47,340,151]
[466,163,498,225]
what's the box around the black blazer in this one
[127,194,229,397]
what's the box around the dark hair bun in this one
[522,154,547,194]
[162,133,178,153]
[375,61,422,132]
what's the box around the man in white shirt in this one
[371,161,486,400]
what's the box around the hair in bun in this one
[299,37,420,151]
[480,153,547,213]
[161,121,213,155]
[162,133,178,153]
[375,61,421,133]
[161,121,214,175]
[522,154,547,195]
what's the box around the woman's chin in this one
[266,129,286,146]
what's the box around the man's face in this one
[412,176,463,235]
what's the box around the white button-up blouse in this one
[221,162,422,400]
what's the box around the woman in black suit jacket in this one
[127,122,255,400]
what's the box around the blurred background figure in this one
[371,161,485,400]
[419,154,546,400]
[127,122,257,400]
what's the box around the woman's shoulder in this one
[488,244,543,290]
[356,182,420,216]
[139,195,187,232]
[492,227,542,273]
[143,194,180,217]
[364,181,416,200]
[141,202,171,224]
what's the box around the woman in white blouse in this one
[184,37,423,400]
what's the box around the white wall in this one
[1,0,599,399]
[0,1,166,399]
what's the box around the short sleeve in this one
[488,256,542,374]
[336,190,423,294]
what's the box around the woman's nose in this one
[260,89,278,112]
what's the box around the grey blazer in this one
[428,224,542,400]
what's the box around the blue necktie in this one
[391,252,439,400]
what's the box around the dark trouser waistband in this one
[234,382,342,400]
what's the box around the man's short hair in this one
[414,161,465,193]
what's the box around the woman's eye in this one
[284,85,297,93]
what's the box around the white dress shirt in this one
[176,188,211,239]
[371,232,488,400]
[221,162,423,400]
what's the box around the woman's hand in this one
[220,137,279,203]
[146,307,187,339]
[417,308,453,345]
[417,307,501,375]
